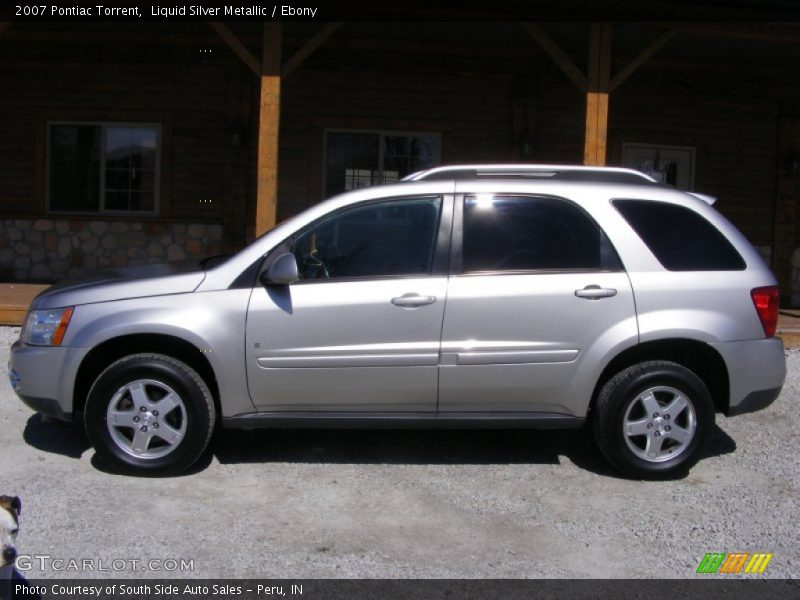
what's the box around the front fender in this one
[62,289,254,417]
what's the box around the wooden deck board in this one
[0,284,49,326]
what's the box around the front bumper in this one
[15,393,72,421]
[8,339,79,422]
[709,337,787,417]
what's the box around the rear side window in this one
[461,195,621,272]
[613,199,745,271]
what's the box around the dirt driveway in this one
[1,326,797,579]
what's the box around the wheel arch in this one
[73,333,220,419]
[590,338,730,416]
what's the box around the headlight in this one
[21,307,74,346]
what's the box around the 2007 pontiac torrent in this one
[9,164,786,478]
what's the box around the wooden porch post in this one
[772,117,800,306]
[210,21,341,238]
[583,23,612,166]
[254,22,282,238]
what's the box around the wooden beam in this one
[282,21,343,78]
[254,22,282,238]
[520,22,587,91]
[511,97,526,162]
[771,117,800,306]
[511,78,536,162]
[649,22,800,44]
[208,21,260,76]
[584,23,612,166]
[609,30,675,91]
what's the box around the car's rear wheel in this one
[593,360,714,479]
[84,353,215,475]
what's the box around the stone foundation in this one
[0,218,223,282]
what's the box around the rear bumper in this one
[727,387,782,417]
[709,337,786,416]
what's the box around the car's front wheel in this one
[593,361,714,479]
[84,353,215,475]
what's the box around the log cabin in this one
[1,15,800,305]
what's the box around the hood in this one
[30,261,207,310]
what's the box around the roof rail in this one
[402,164,657,185]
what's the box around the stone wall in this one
[0,218,223,282]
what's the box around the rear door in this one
[438,191,637,415]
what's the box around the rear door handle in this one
[574,285,617,300]
[391,293,437,308]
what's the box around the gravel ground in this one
[1,325,798,579]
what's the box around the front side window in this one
[48,122,159,213]
[291,196,442,281]
[325,131,440,197]
[461,195,620,273]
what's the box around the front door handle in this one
[391,293,437,308]
[574,285,617,300]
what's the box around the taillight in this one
[750,286,779,337]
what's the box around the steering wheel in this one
[305,250,331,279]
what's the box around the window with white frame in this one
[324,130,441,198]
[621,143,695,190]
[47,122,160,213]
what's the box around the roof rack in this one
[402,164,657,185]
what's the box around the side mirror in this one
[262,253,299,286]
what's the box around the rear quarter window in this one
[613,199,746,271]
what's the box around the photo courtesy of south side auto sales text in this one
[14,4,319,17]
[13,583,302,597]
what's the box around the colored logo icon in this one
[696,552,773,574]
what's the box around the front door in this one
[245,195,450,412]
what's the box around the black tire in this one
[84,353,215,475]
[593,360,714,479]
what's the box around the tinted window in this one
[49,123,159,213]
[291,196,442,280]
[462,195,619,272]
[613,199,745,271]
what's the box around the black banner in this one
[2,579,800,600]
[2,0,800,23]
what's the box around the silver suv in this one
[9,165,786,478]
